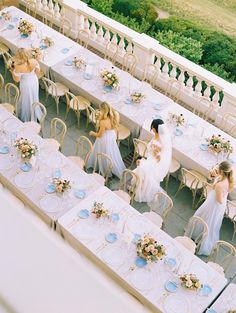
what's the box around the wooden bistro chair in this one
[90,152,113,186]
[0,83,19,114]
[23,102,47,136]
[68,136,93,170]
[44,118,67,152]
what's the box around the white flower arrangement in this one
[41,36,54,47]
[18,19,34,36]
[180,274,201,291]
[100,69,119,89]
[207,134,233,155]
[14,138,38,160]
[91,202,109,219]
[168,112,185,127]
[30,47,42,60]
[72,56,86,70]
[0,11,12,21]
[53,178,71,193]
[130,92,145,103]
[136,235,166,263]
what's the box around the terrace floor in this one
[1,57,236,283]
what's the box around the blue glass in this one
[200,143,208,151]
[164,257,177,268]
[45,183,56,193]
[105,233,118,243]
[53,169,61,179]
[61,48,69,54]
[165,280,178,293]
[175,128,183,136]
[206,309,217,313]
[200,284,212,296]
[20,162,32,172]
[0,146,9,154]
[124,98,132,104]
[78,209,89,219]
[74,190,86,199]
[103,86,113,92]
[135,257,147,267]
[20,33,28,38]
[132,233,141,244]
[111,213,120,222]
[39,44,47,50]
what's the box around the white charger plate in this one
[74,223,96,241]
[163,294,190,313]
[14,171,36,188]
[129,268,155,291]
[0,155,13,170]
[101,245,126,268]
[40,194,61,213]
[47,151,65,168]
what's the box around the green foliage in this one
[110,12,151,33]
[90,0,113,15]
[203,63,233,82]
[151,30,203,63]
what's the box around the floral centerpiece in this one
[91,201,109,219]
[100,69,119,89]
[41,36,54,47]
[180,274,201,291]
[53,178,71,193]
[136,235,166,263]
[207,134,233,155]
[0,11,12,21]
[30,47,42,60]
[6,57,15,70]
[18,19,34,36]
[168,112,185,127]
[72,56,86,70]
[14,138,38,161]
[130,92,145,103]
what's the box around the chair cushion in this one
[175,236,196,254]
[70,96,90,111]
[113,190,131,204]
[43,138,60,151]
[207,261,225,276]
[117,124,131,141]
[89,173,105,185]
[170,158,181,173]
[0,103,15,114]
[48,82,69,97]
[23,121,41,134]
[142,211,163,228]
[184,170,207,189]
[68,156,84,169]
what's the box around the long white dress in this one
[15,67,41,122]
[193,189,227,256]
[133,139,162,202]
[87,129,126,178]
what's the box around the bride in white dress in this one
[193,161,234,256]
[133,119,172,202]
[10,48,41,122]
[87,102,126,178]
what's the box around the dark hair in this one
[150,119,164,133]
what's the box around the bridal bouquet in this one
[18,19,34,36]
[207,134,233,155]
[41,36,54,47]
[14,138,38,160]
[136,235,166,263]
[91,201,109,219]
[130,92,145,103]
[0,11,12,21]
[6,57,15,69]
[72,56,86,70]
[53,178,71,193]
[30,47,42,60]
[180,274,201,291]
[100,69,119,89]
[168,112,185,127]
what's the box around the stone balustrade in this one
[19,0,236,125]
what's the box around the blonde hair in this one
[219,161,234,190]
[99,102,119,129]
[14,48,32,67]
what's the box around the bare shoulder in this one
[29,58,39,67]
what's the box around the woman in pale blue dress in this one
[10,48,41,122]
[193,161,234,256]
[87,102,126,178]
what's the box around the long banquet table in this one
[58,185,227,313]
[0,6,81,73]
[209,283,236,312]
[50,48,236,179]
[0,107,101,227]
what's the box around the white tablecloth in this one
[50,51,236,179]
[58,186,227,313]
[0,7,81,73]
[209,283,236,312]
[0,107,101,226]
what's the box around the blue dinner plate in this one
[61,47,69,54]
[132,233,141,244]
[0,146,9,154]
[200,284,212,296]
[103,86,113,92]
[200,143,208,151]
[53,169,61,179]
[45,183,56,193]
[78,209,89,219]
[105,233,118,243]
[64,60,73,66]
[135,257,147,267]
[20,33,28,38]
[83,72,93,80]
[7,23,14,30]
[74,190,86,199]
[164,257,177,268]
[39,44,47,50]
[111,213,120,222]
[124,98,132,104]
[165,280,178,293]
[206,309,217,313]
[175,128,183,136]
[20,162,32,172]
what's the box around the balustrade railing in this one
[19,0,236,125]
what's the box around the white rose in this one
[186,280,193,288]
